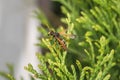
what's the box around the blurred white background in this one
[0,0,40,80]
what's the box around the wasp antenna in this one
[46,24,51,30]
[46,24,54,30]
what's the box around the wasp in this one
[48,30,67,50]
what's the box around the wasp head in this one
[48,30,55,36]
[48,30,60,37]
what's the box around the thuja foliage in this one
[1,0,120,80]
[0,64,15,80]
[25,0,120,80]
